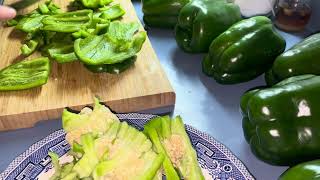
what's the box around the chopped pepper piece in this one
[175,0,242,53]
[0,57,50,91]
[21,39,39,56]
[42,10,93,33]
[81,0,112,9]
[99,4,125,20]
[74,21,146,65]
[85,55,136,74]
[16,13,47,33]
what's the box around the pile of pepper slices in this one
[143,0,320,179]
[0,0,146,91]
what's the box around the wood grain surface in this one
[0,0,175,131]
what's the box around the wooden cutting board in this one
[0,0,175,131]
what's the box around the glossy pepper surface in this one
[202,16,286,84]
[142,0,189,28]
[241,75,320,166]
[266,33,320,85]
[175,0,242,53]
[279,160,320,180]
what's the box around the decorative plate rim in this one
[0,113,255,180]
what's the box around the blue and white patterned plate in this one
[0,113,255,180]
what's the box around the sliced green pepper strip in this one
[74,22,146,65]
[46,43,78,63]
[41,10,93,33]
[16,13,46,33]
[39,3,50,14]
[84,55,136,74]
[21,40,39,56]
[6,15,24,26]
[100,4,125,20]
[81,0,112,9]
[0,57,50,91]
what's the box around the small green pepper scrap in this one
[0,58,50,91]
[81,0,112,9]
[99,4,125,20]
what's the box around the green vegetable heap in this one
[2,0,146,91]
[48,98,204,180]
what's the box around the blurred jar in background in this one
[274,0,312,32]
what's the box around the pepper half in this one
[266,33,320,85]
[241,75,320,166]
[202,16,286,84]
[175,0,242,53]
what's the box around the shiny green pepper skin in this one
[203,16,286,84]
[279,160,320,180]
[175,0,242,53]
[266,33,320,86]
[142,0,190,28]
[241,75,320,166]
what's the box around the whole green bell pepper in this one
[142,0,189,28]
[279,160,320,180]
[241,75,320,166]
[266,33,320,86]
[175,0,242,53]
[202,16,286,84]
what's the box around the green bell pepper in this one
[175,0,242,53]
[0,57,50,91]
[41,10,93,33]
[202,16,286,84]
[266,33,320,85]
[84,56,136,73]
[279,160,320,180]
[142,0,190,28]
[74,21,146,65]
[241,75,320,166]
